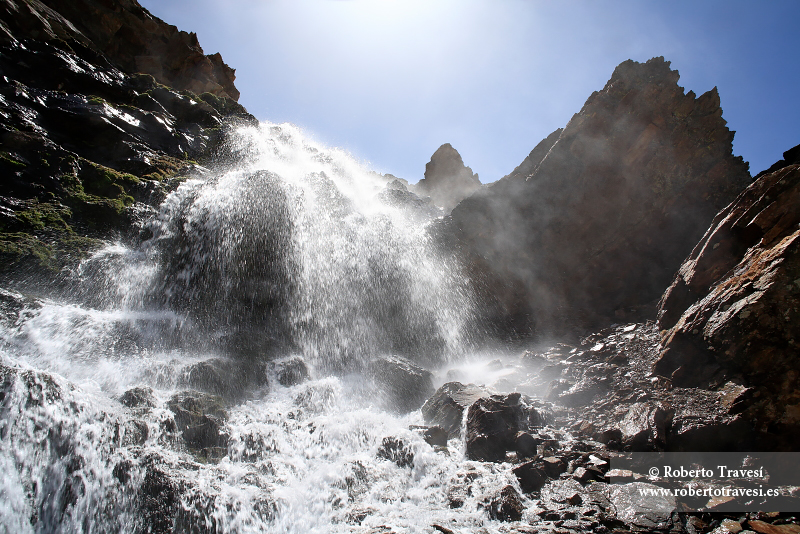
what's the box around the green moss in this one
[79,161,139,199]
[87,95,106,106]
[0,232,57,272]
[13,202,72,232]
[0,151,26,169]
[0,231,104,278]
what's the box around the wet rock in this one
[177,358,261,400]
[603,482,679,531]
[487,484,524,522]
[541,456,567,478]
[557,378,609,407]
[465,393,526,462]
[1,0,240,100]
[513,460,549,493]
[119,419,149,447]
[748,521,800,534]
[719,519,745,534]
[368,355,434,414]
[345,506,376,525]
[139,462,181,534]
[118,386,156,409]
[422,426,449,447]
[572,466,604,485]
[166,390,228,456]
[421,381,488,437]
[514,431,540,458]
[377,437,414,468]
[272,355,309,386]
[618,402,670,450]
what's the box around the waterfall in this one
[0,123,531,533]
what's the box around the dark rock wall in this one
[0,0,254,289]
[440,57,751,339]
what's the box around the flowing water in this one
[0,123,529,533]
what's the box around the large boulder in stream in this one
[656,147,800,449]
[367,355,435,414]
[421,381,489,438]
[436,57,751,339]
[166,390,229,460]
[465,393,528,462]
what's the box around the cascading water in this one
[0,122,527,533]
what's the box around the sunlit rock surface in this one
[657,146,800,449]
[440,57,752,339]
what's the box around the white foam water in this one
[0,123,538,532]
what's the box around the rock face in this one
[368,355,435,414]
[439,57,751,339]
[0,0,254,287]
[421,381,488,437]
[414,143,482,212]
[0,0,239,100]
[656,149,800,449]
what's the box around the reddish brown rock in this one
[656,155,800,449]
[439,57,750,339]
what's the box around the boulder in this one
[166,390,228,458]
[118,386,156,409]
[487,485,524,522]
[421,381,488,437]
[368,355,434,414]
[465,393,526,462]
[512,461,549,493]
[272,356,309,387]
[177,358,264,399]
[422,426,448,447]
[438,57,750,339]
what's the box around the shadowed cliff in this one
[437,57,752,340]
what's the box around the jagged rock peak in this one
[0,0,240,100]
[415,143,482,212]
[443,56,752,339]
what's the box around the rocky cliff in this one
[0,0,254,289]
[440,57,751,339]
[0,0,239,99]
[414,143,482,212]
[656,144,800,449]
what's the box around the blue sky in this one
[138,0,799,183]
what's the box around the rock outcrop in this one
[656,146,800,449]
[0,0,239,100]
[438,57,751,339]
[0,0,254,288]
[413,143,482,212]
